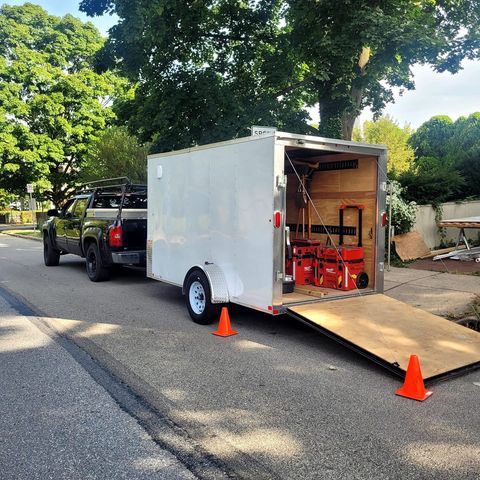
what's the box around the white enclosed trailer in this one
[147,132,480,381]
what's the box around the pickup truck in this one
[42,178,147,281]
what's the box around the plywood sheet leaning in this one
[288,294,480,380]
[392,231,430,260]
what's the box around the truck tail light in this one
[381,211,387,227]
[109,224,123,247]
[273,211,282,228]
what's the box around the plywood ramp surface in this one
[288,294,480,380]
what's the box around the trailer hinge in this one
[380,181,387,192]
[379,262,384,272]
[276,271,284,281]
[276,175,287,189]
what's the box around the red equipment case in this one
[316,245,367,291]
[287,240,322,286]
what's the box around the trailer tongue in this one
[287,294,480,381]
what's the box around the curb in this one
[0,232,42,242]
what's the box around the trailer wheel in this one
[185,270,221,325]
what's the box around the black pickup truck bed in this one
[42,178,147,281]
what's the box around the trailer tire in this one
[85,243,110,282]
[185,270,221,325]
[43,234,60,266]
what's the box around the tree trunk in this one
[318,99,343,139]
[341,85,365,140]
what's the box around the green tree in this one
[408,116,455,161]
[81,127,149,183]
[0,4,128,206]
[354,116,414,176]
[81,0,312,152]
[447,113,480,198]
[0,189,15,210]
[399,166,465,205]
[408,113,480,199]
[80,0,480,143]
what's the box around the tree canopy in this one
[354,116,414,176]
[407,113,480,200]
[80,126,149,184]
[80,0,480,147]
[0,3,127,206]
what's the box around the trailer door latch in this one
[276,271,284,281]
[276,175,287,189]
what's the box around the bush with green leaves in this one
[386,180,417,234]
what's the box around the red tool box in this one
[286,239,322,286]
[315,245,368,291]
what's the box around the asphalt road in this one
[0,288,197,479]
[1,234,480,479]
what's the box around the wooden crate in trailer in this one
[147,132,480,381]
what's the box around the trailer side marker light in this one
[273,211,281,228]
[381,211,387,227]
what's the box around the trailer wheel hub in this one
[189,281,206,314]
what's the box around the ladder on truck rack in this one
[287,294,480,382]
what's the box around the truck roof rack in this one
[77,177,146,195]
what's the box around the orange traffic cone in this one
[212,307,238,337]
[395,355,433,401]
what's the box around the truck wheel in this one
[43,234,60,266]
[185,270,221,325]
[85,243,110,282]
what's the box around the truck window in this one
[91,194,147,209]
[62,199,75,218]
[72,198,89,218]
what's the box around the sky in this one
[3,0,480,130]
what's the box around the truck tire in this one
[185,270,221,325]
[43,234,60,266]
[85,243,110,282]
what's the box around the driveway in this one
[385,267,480,316]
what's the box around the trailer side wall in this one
[148,136,276,311]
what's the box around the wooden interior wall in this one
[286,154,378,287]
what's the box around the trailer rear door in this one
[287,294,480,381]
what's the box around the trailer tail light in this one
[381,211,387,227]
[109,224,123,247]
[273,211,282,228]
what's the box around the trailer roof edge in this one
[147,131,387,161]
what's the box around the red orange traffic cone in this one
[212,307,238,337]
[395,355,433,401]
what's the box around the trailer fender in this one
[183,264,229,304]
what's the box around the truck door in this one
[54,199,76,250]
[66,196,90,255]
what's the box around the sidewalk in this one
[0,295,196,480]
[384,266,480,316]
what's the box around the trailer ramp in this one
[287,294,480,381]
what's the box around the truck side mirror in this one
[47,208,59,217]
